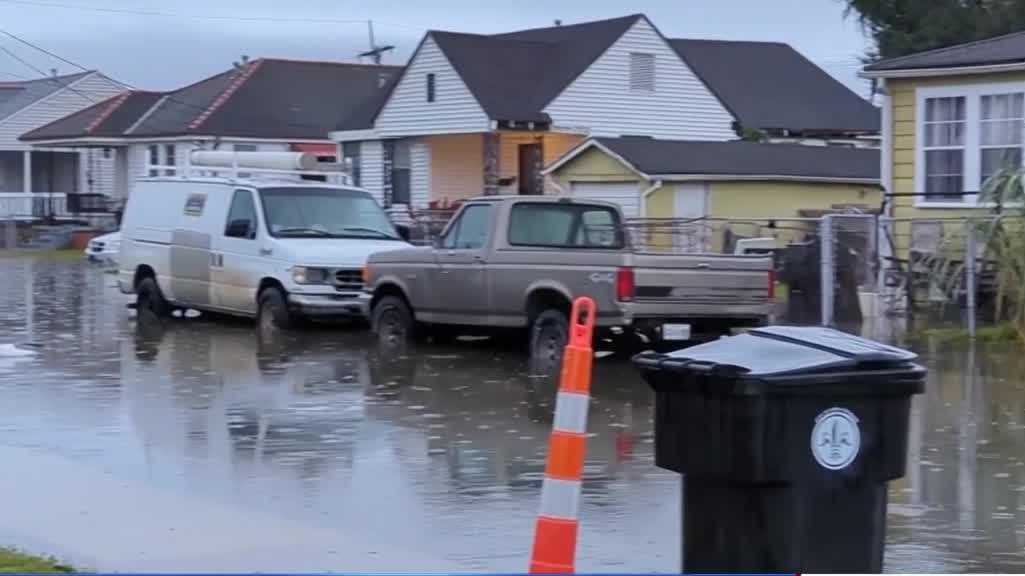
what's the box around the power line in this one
[0,0,420,29]
[0,40,97,102]
[0,26,362,135]
[0,69,28,79]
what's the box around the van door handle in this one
[259,248,273,256]
[695,263,710,269]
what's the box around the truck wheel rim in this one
[534,323,565,371]
[379,308,406,345]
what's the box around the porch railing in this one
[0,193,115,219]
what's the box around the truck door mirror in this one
[226,218,253,239]
[396,225,411,242]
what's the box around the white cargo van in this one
[118,151,409,331]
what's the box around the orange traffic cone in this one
[529,297,596,574]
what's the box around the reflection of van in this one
[118,155,410,330]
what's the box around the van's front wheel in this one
[258,287,297,334]
[136,277,170,320]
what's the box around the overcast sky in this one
[0,0,873,99]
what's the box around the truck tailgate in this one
[627,252,773,317]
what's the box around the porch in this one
[381,131,584,209]
[0,150,97,220]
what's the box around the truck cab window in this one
[442,204,491,249]
[225,189,259,239]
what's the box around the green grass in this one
[915,323,1021,345]
[0,547,73,573]
[0,249,82,260]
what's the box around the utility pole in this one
[358,20,394,64]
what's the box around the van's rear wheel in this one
[258,287,296,334]
[136,277,170,320]
[372,296,415,352]
[529,309,569,375]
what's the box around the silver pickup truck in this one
[363,196,773,363]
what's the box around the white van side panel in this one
[119,180,233,308]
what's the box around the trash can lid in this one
[638,325,919,379]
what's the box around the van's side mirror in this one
[226,219,252,239]
[396,225,411,242]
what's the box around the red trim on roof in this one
[85,91,133,134]
[291,143,337,155]
[188,59,264,131]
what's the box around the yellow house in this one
[862,32,1025,253]
[544,136,882,249]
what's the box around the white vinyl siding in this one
[543,18,734,140]
[0,72,123,149]
[426,133,483,205]
[360,140,384,203]
[569,181,641,218]
[375,36,491,137]
[410,139,431,209]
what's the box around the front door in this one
[432,203,493,324]
[518,143,542,195]
[214,189,264,314]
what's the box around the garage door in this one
[569,182,640,218]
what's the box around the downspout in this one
[640,179,664,218]
[879,78,893,219]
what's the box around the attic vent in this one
[629,52,655,92]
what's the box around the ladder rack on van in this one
[151,150,354,186]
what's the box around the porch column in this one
[483,132,499,195]
[22,151,31,194]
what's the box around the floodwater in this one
[0,257,1022,573]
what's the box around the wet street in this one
[0,257,1024,572]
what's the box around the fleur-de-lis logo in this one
[812,408,860,470]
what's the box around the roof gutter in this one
[860,60,1025,79]
[647,173,880,185]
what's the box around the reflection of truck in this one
[363,196,773,364]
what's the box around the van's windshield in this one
[259,187,401,240]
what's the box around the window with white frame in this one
[164,144,176,176]
[147,145,159,177]
[980,92,1023,185]
[922,96,965,201]
[917,84,1025,206]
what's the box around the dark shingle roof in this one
[347,14,642,126]
[671,39,879,134]
[0,71,92,120]
[865,30,1025,72]
[22,59,401,142]
[22,91,163,140]
[593,136,880,181]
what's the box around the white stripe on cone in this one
[553,391,590,434]
[539,477,582,520]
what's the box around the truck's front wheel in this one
[372,296,415,351]
[529,309,568,375]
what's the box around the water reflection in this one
[0,259,1023,572]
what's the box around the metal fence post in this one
[820,215,835,327]
[965,221,977,339]
[2,219,14,249]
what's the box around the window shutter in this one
[630,53,655,91]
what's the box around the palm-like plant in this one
[977,166,1025,341]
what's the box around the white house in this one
[328,14,881,214]
[0,71,123,219]
[22,58,401,203]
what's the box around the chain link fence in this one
[396,205,1019,337]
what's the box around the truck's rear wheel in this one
[258,287,296,334]
[372,296,415,351]
[136,277,170,320]
[529,309,568,375]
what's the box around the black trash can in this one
[633,326,926,574]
